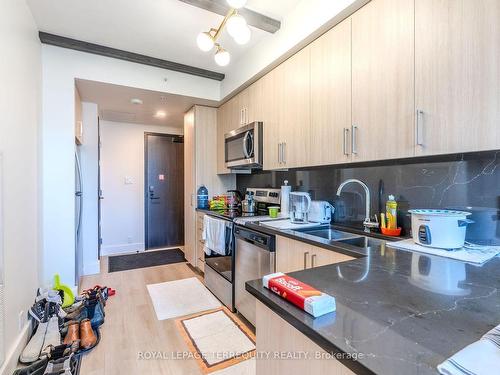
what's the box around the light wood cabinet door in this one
[280,46,311,168]
[276,236,312,273]
[310,18,352,166]
[196,213,205,271]
[276,236,355,273]
[256,301,355,375]
[183,109,196,265]
[310,245,355,268]
[235,90,249,126]
[351,0,415,162]
[246,78,264,124]
[216,104,230,174]
[262,68,283,170]
[415,0,500,155]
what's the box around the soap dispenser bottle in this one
[386,195,398,229]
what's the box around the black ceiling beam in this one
[39,32,225,81]
[178,0,281,33]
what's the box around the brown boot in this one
[79,319,97,349]
[63,321,80,345]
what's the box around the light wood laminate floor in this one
[79,257,214,375]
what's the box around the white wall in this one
[41,45,220,286]
[221,0,364,98]
[80,103,100,275]
[0,1,41,373]
[100,121,183,256]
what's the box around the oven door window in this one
[225,129,254,163]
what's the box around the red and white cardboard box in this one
[263,272,336,317]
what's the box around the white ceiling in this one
[76,79,218,127]
[27,0,301,74]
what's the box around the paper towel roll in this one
[280,180,291,217]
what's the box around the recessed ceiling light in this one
[154,110,167,118]
[130,98,143,105]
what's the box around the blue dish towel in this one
[438,325,500,374]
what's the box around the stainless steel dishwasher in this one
[234,225,275,326]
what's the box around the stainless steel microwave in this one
[225,122,263,169]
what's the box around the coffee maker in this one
[289,192,312,224]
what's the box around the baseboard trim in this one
[101,243,145,256]
[0,323,30,375]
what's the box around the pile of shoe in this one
[14,286,113,375]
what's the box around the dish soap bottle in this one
[386,195,397,229]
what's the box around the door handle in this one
[351,125,358,155]
[282,142,286,164]
[311,254,317,268]
[303,251,309,269]
[278,142,282,164]
[416,109,424,146]
[343,128,350,156]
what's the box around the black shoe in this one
[28,301,46,323]
[13,357,48,375]
[46,302,67,319]
[44,354,77,375]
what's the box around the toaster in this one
[309,201,334,224]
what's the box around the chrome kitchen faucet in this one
[336,179,379,233]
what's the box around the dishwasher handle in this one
[234,226,275,251]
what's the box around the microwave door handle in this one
[243,131,253,158]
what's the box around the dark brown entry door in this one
[145,133,184,249]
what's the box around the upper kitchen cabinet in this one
[279,46,311,168]
[216,103,231,174]
[415,0,500,155]
[261,68,283,170]
[351,0,415,162]
[310,18,352,166]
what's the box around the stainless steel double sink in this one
[294,227,384,250]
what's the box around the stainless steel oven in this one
[225,122,263,169]
[204,216,235,311]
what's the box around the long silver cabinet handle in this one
[343,128,350,156]
[416,109,424,146]
[303,251,309,269]
[311,254,317,268]
[283,142,286,164]
[352,125,358,155]
[278,143,281,164]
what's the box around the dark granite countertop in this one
[245,227,500,375]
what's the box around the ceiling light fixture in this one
[154,110,167,118]
[214,45,231,66]
[196,31,215,52]
[130,98,143,105]
[196,0,251,66]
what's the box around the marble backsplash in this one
[236,151,500,237]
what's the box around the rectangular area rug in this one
[108,248,185,272]
[147,277,221,320]
[176,307,256,374]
